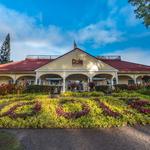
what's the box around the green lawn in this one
[0,91,150,128]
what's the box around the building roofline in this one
[35,47,118,71]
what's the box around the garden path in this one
[1,125,150,150]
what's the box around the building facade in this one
[0,47,150,92]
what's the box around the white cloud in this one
[0,4,71,60]
[70,19,122,47]
[119,5,140,27]
[0,3,147,63]
[0,4,124,60]
[103,48,150,65]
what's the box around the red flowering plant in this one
[0,83,25,95]
[0,101,41,119]
[89,82,95,91]
[94,98,121,118]
[129,100,150,114]
[56,99,90,119]
[127,84,139,90]
[0,84,15,95]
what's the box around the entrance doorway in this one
[66,74,88,91]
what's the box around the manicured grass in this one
[0,91,150,128]
[0,131,23,150]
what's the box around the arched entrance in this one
[40,74,63,86]
[93,74,113,86]
[16,76,35,86]
[118,75,134,85]
[0,76,13,85]
[66,74,89,91]
[136,75,150,85]
[40,74,63,93]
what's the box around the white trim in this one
[36,70,118,72]
[35,48,118,71]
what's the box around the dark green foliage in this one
[0,34,11,64]
[114,84,128,91]
[129,0,150,27]
[24,85,62,94]
[138,86,150,95]
[95,85,111,93]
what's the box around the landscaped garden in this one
[0,86,150,128]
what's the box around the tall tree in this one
[0,34,11,64]
[129,0,150,28]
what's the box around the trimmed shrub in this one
[95,85,111,94]
[138,87,150,96]
[114,84,128,91]
[24,85,62,94]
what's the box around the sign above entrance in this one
[72,59,83,65]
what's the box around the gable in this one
[37,49,117,71]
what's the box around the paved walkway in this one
[1,125,150,150]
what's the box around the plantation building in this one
[0,46,150,92]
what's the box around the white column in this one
[13,74,16,84]
[133,75,137,84]
[35,74,38,85]
[111,78,114,86]
[62,77,66,93]
[39,78,42,85]
[115,72,119,84]
[88,76,93,91]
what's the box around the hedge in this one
[95,85,111,94]
[24,85,62,94]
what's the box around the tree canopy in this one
[129,0,150,28]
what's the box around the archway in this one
[136,75,150,85]
[118,75,134,85]
[0,76,13,85]
[40,74,63,93]
[66,74,89,91]
[92,74,113,86]
[40,74,63,86]
[16,76,35,86]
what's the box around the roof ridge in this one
[0,60,25,68]
[118,60,150,67]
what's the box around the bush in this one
[114,84,128,91]
[138,88,150,96]
[24,85,62,94]
[0,84,25,95]
[95,85,111,94]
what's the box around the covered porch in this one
[36,71,117,92]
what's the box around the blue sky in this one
[0,0,150,65]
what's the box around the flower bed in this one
[0,92,149,128]
[128,100,150,114]
[0,101,41,118]
[56,100,90,119]
[94,98,121,118]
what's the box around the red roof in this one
[101,59,150,72]
[0,57,150,73]
[0,58,51,73]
